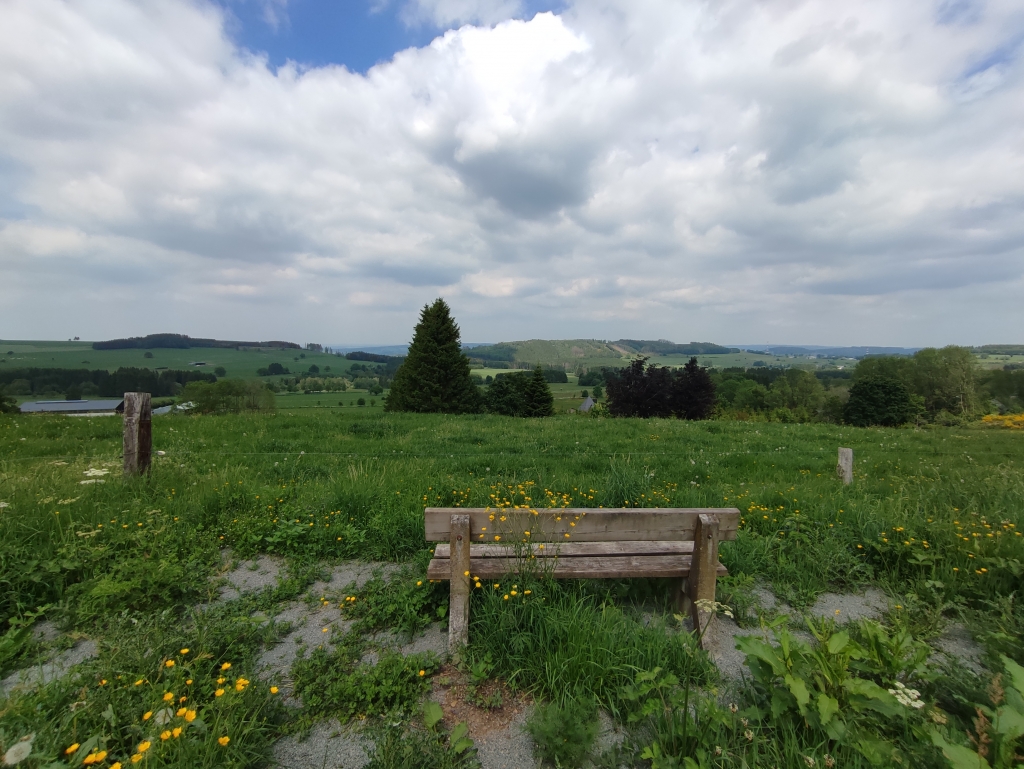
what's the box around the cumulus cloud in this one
[0,0,1022,345]
[400,0,525,28]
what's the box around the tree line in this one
[0,367,216,399]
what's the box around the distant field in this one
[0,339,344,378]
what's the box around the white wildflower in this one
[3,734,34,765]
[83,468,109,477]
[694,599,734,619]
[0,502,9,509]
[888,681,925,710]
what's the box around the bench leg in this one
[448,514,471,655]
[673,577,690,616]
[689,514,720,649]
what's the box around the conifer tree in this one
[385,299,482,414]
[672,357,717,420]
[523,365,555,417]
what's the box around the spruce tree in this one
[672,357,717,420]
[523,365,555,417]
[385,299,482,414]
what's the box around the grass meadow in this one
[0,409,1022,767]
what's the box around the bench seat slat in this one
[432,541,698,558]
[426,554,728,580]
[424,507,740,543]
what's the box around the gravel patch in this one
[218,554,286,601]
[1,640,98,696]
[806,588,887,623]
[363,623,448,665]
[256,603,352,703]
[594,709,626,755]
[700,617,770,681]
[31,620,62,643]
[475,707,539,769]
[750,584,779,611]
[310,561,401,596]
[932,623,985,675]
[272,719,372,769]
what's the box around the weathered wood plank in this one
[432,541,698,559]
[426,554,728,580]
[448,515,471,651]
[837,447,854,485]
[123,392,152,477]
[689,514,720,650]
[424,508,740,543]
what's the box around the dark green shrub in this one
[843,376,916,426]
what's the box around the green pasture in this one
[0,339,343,379]
[1,411,1022,767]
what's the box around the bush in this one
[843,376,917,427]
[606,357,716,419]
[214,366,226,377]
[181,379,276,414]
[0,387,17,413]
[526,699,599,766]
[485,367,553,417]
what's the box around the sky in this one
[0,0,1022,348]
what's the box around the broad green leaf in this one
[825,715,847,741]
[736,636,787,677]
[452,738,474,754]
[1001,655,1024,698]
[450,722,468,743]
[817,693,840,725]
[844,677,901,717]
[929,730,990,769]
[855,736,895,766]
[1005,686,1024,716]
[771,688,793,718]
[785,673,811,714]
[828,631,850,654]
[994,704,1024,742]
[423,701,444,730]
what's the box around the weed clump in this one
[526,698,599,767]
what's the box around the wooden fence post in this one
[688,513,720,649]
[448,514,471,654]
[837,447,853,485]
[123,392,152,477]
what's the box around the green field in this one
[0,339,344,379]
[1,408,1022,767]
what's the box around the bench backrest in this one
[424,507,740,543]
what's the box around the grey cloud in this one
[1,0,1023,345]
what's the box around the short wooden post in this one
[837,447,853,485]
[689,513,720,648]
[674,577,691,616]
[123,392,152,477]
[448,514,471,653]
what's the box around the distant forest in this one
[0,367,216,398]
[93,333,300,350]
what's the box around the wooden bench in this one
[425,507,739,650]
